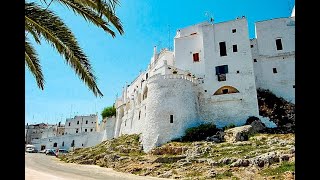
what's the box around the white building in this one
[112,16,261,152]
[31,7,295,153]
[64,114,98,135]
[251,11,295,103]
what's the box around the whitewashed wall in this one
[252,17,295,103]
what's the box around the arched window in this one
[71,140,75,147]
[62,141,64,147]
[53,142,57,147]
[213,86,239,95]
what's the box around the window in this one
[53,142,57,147]
[77,121,79,124]
[92,122,93,124]
[86,120,88,124]
[138,111,141,120]
[82,144,84,146]
[254,59,257,62]
[170,115,173,123]
[251,45,253,48]
[85,129,87,132]
[233,45,238,52]
[76,129,78,133]
[204,90,207,92]
[62,142,64,146]
[90,129,93,132]
[62,133,64,135]
[193,53,199,62]
[222,89,229,94]
[232,29,236,33]
[237,71,240,74]
[125,121,126,126]
[216,65,228,81]
[215,65,228,75]
[293,85,295,88]
[146,73,148,80]
[68,122,71,126]
[276,39,283,50]
[71,140,75,147]
[273,68,277,73]
[219,42,227,56]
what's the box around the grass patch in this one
[261,161,295,176]
[216,171,233,179]
[186,171,203,177]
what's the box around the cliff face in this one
[257,89,295,133]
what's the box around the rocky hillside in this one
[59,133,294,179]
[257,89,295,133]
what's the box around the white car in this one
[26,147,37,153]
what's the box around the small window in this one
[204,90,207,92]
[53,142,57,147]
[90,129,93,132]
[233,45,238,52]
[68,122,71,126]
[193,53,199,62]
[62,133,64,135]
[62,142,64,146]
[82,144,84,146]
[254,59,257,62]
[85,120,88,124]
[237,71,240,73]
[250,45,253,48]
[125,121,126,126]
[232,29,236,33]
[293,85,295,88]
[146,73,149,80]
[219,42,227,56]
[76,129,78,133]
[92,122,93,124]
[276,39,283,50]
[85,129,87,132]
[222,89,229,94]
[273,68,277,73]
[77,121,79,124]
[215,65,228,75]
[138,111,141,120]
[170,115,173,123]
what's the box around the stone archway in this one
[213,86,239,95]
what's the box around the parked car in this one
[39,149,47,153]
[56,149,69,156]
[25,144,37,153]
[45,149,56,156]
[26,147,37,153]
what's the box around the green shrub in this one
[245,116,260,125]
[101,106,116,119]
[180,123,219,142]
[222,123,236,131]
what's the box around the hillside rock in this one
[224,125,253,142]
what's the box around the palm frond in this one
[25,38,44,89]
[58,0,124,36]
[25,2,103,97]
[25,22,41,44]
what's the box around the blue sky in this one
[26,0,294,125]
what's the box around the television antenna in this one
[205,11,214,23]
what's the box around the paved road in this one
[25,153,164,180]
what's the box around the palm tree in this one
[25,0,124,97]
